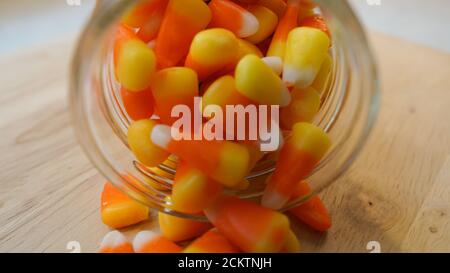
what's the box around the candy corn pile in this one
[99,0,333,253]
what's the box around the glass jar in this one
[70,0,379,219]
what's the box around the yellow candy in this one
[235,55,290,106]
[172,162,222,214]
[280,87,321,130]
[281,229,301,253]
[185,28,240,81]
[312,54,333,94]
[202,75,251,113]
[230,179,250,191]
[283,27,330,89]
[237,38,264,58]
[222,38,263,73]
[150,67,199,125]
[158,212,212,242]
[116,40,156,92]
[127,120,170,167]
[257,0,287,18]
[246,5,278,44]
[101,182,149,229]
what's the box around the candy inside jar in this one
[112,0,334,213]
[72,0,379,232]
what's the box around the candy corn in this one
[172,162,223,214]
[184,229,240,253]
[158,212,212,242]
[280,87,321,130]
[150,67,199,125]
[283,27,330,88]
[262,56,283,75]
[120,87,154,120]
[222,38,264,73]
[257,0,287,18]
[127,119,171,167]
[99,230,134,253]
[267,0,301,60]
[155,0,211,68]
[299,15,331,38]
[280,229,301,253]
[185,28,240,81]
[101,182,149,229]
[202,75,251,114]
[208,0,259,38]
[121,0,168,28]
[235,55,291,106]
[133,231,182,253]
[289,181,332,231]
[312,54,332,94]
[114,24,157,92]
[136,4,167,42]
[204,195,290,253]
[245,5,278,44]
[151,125,251,187]
[262,122,331,209]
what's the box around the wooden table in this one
[0,32,449,253]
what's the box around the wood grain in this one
[0,32,449,253]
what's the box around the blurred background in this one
[1,0,450,57]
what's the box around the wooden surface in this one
[0,32,449,253]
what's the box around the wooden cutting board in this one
[0,31,449,253]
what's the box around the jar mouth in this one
[70,0,380,218]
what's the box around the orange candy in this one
[208,0,259,38]
[299,15,331,38]
[120,87,154,120]
[101,182,149,229]
[121,0,169,42]
[121,0,168,28]
[150,67,199,125]
[204,195,290,253]
[133,231,182,253]
[184,229,240,253]
[289,181,332,232]
[99,230,134,253]
[262,122,331,210]
[267,0,301,60]
[155,0,211,68]
[158,212,212,242]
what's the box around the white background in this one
[0,0,449,56]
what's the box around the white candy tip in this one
[237,12,260,38]
[150,124,171,149]
[262,56,283,76]
[100,230,128,248]
[133,231,159,252]
[262,190,288,210]
[282,66,299,87]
